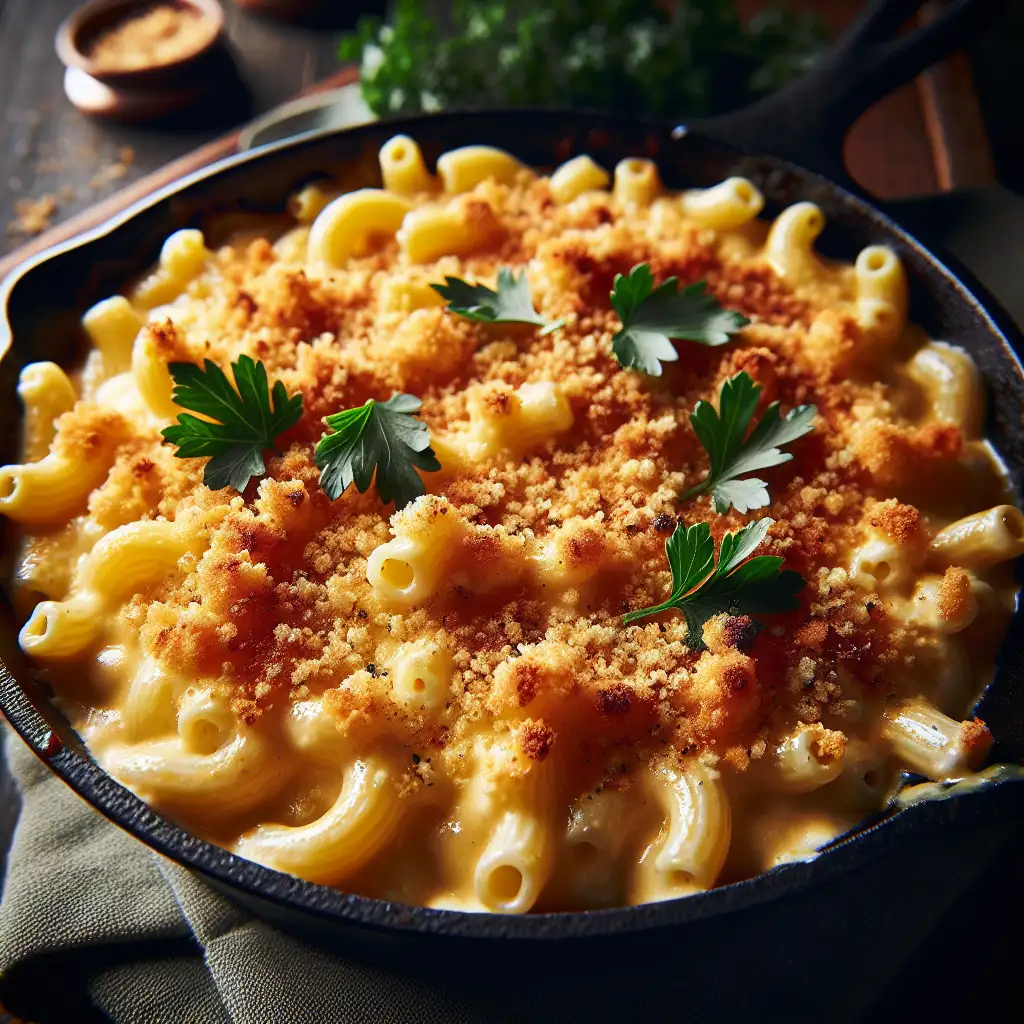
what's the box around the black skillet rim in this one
[2,109,1024,942]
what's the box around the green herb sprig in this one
[339,0,825,122]
[314,393,440,510]
[622,518,805,648]
[432,268,565,334]
[610,264,748,376]
[682,371,816,514]
[161,356,303,492]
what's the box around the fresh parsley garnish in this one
[162,356,303,492]
[609,264,749,375]
[682,371,816,514]
[314,393,441,510]
[432,267,566,334]
[622,518,806,648]
[339,1,825,122]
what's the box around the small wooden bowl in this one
[56,0,225,92]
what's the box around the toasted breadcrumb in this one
[6,194,57,236]
[936,566,974,626]
[808,722,848,763]
[959,718,993,768]
[34,171,1005,802]
[87,4,214,73]
[869,499,921,543]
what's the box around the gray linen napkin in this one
[1,725,690,1024]
[0,719,1016,1024]
[0,727,496,1024]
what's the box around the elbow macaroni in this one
[463,734,556,914]
[906,342,983,438]
[122,655,185,741]
[474,807,554,914]
[396,195,502,263]
[307,189,413,269]
[881,700,993,779]
[287,181,339,224]
[930,505,1024,570]
[389,638,453,712]
[131,324,180,419]
[83,297,144,378]
[0,441,117,525]
[3,137,1015,914]
[680,177,764,230]
[366,508,462,608]
[235,758,401,885]
[102,725,290,819]
[17,362,77,462]
[854,245,908,346]
[436,146,522,193]
[848,524,924,592]
[379,135,434,196]
[130,229,210,309]
[563,787,635,907]
[613,158,661,208]
[637,758,731,902]
[441,381,573,466]
[775,723,846,793]
[19,519,198,658]
[549,155,610,205]
[765,201,824,281]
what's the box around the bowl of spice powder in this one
[57,0,225,90]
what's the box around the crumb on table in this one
[90,147,137,191]
[5,195,57,237]
[87,4,214,72]
[5,143,136,243]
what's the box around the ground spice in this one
[6,194,57,236]
[89,162,128,190]
[88,4,214,72]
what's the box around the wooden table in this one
[0,1,1020,1019]
[0,0,346,261]
[0,0,1012,903]
[0,0,1001,275]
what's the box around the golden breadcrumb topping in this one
[936,566,974,625]
[40,172,1002,794]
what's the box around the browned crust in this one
[936,566,973,626]
[36,171,984,782]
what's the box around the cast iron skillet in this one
[1,0,1022,951]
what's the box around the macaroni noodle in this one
[549,155,610,205]
[436,145,523,193]
[680,177,764,229]
[379,135,434,196]
[613,158,661,208]
[3,138,1017,914]
[17,362,77,462]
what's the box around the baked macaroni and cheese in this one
[2,138,1019,912]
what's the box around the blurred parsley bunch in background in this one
[339,0,825,119]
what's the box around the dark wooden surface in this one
[0,0,1009,270]
[0,1,1021,1019]
[0,0,346,259]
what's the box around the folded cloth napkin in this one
[0,727,503,1024]
[1,725,715,1024]
[0,720,1014,1024]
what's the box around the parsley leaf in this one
[339,0,825,122]
[314,393,441,510]
[161,356,303,492]
[622,518,806,649]
[610,264,749,375]
[682,371,817,514]
[432,267,566,334]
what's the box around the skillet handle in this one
[688,0,1000,193]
